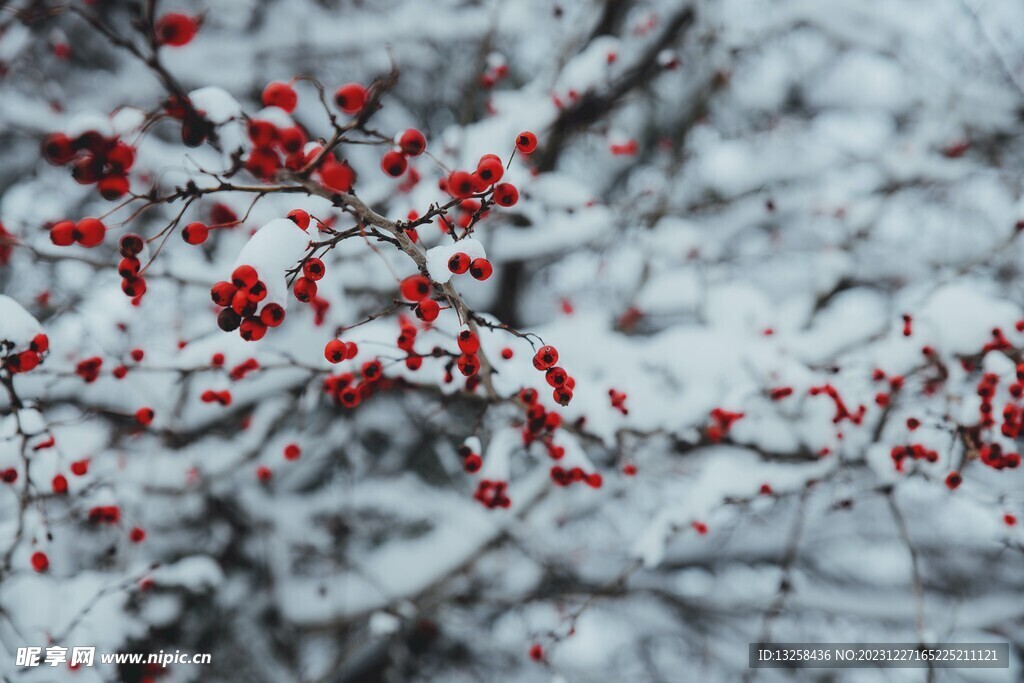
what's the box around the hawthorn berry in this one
[218,308,242,332]
[262,81,298,112]
[398,128,426,156]
[129,527,146,543]
[30,333,49,354]
[118,257,141,279]
[135,407,155,426]
[545,366,568,387]
[50,220,75,246]
[75,218,106,247]
[155,13,199,47]
[400,274,431,302]
[492,183,519,207]
[415,299,440,322]
[30,551,49,573]
[182,221,210,245]
[284,443,301,460]
[334,83,367,114]
[52,474,68,494]
[476,155,504,184]
[108,142,135,172]
[239,318,268,341]
[325,339,347,363]
[501,347,513,360]
[945,472,962,490]
[260,303,286,327]
[119,233,144,256]
[70,459,89,476]
[448,252,471,274]
[303,258,326,280]
[457,353,480,376]
[516,131,538,154]
[287,209,311,230]
[98,174,129,200]
[464,453,482,472]
[469,258,493,281]
[320,159,356,192]
[256,465,272,482]
[232,265,259,288]
[42,133,75,165]
[533,346,558,370]
[122,277,147,298]
[211,281,237,306]
[1,468,17,484]
[529,644,544,662]
[381,150,408,177]
[448,171,476,199]
[457,330,480,354]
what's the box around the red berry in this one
[287,209,310,230]
[155,13,198,47]
[129,527,146,543]
[211,281,237,306]
[284,443,301,460]
[232,265,259,288]
[447,252,470,274]
[50,220,75,246]
[533,346,558,370]
[400,274,432,302]
[182,221,209,245]
[381,150,408,177]
[415,299,440,322]
[493,183,519,207]
[320,160,355,192]
[334,83,367,114]
[52,474,68,494]
[30,334,49,354]
[292,277,316,302]
[256,466,272,482]
[75,217,106,247]
[325,339,347,363]
[398,129,426,156]
[516,131,538,153]
[130,348,144,362]
[457,353,480,377]
[239,318,267,341]
[500,347,513,360]
[545,366,568,387]
[122,277,147,298]
[262,81,298,113]
[529,644,544,662]
[448,170,476,199]
[70,459,89,476]
[42,133,75,164]
[31,551,49,573]
[119,233,144,256]
[98,174,129,200]
[469,258,493,281]
[457,329,480,354]
[259,303,286,328]
[135,407,155,426]
[108,142,135,172]
[945,472,962,490]
[476,155,504,184]
[303,258,326,280]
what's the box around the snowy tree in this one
[1,0,1023,681]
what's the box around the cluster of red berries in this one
[446,251,493,281]
[324,338,359,364]
[473,479,511,509]
[519,387,567,454]
[706,408,745,442]
[87,505,120,524]
[457,442,483,473]
[211,265,285,341]
[890,443,938,471]
[245,115,311,180]
[322,359,385,409]
[201,389,232,406]
[532,345,574,406]
[809,384,865,425]
[115,233,150,302]
[978,443,1020,470]
[444,156,519,206]
[42,131,135,200]
[1,333,48,374]
[550,464,602,488]
[479,62,509,89]
[229,358,260,381]
[399,275,445,320]
[395,316,427,370]
[380,129,427,178]
[75,356,102,383]
[50,217,107,248]
[609,388,628,414]
[454,330,482,378]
